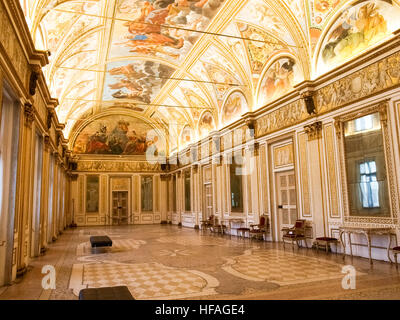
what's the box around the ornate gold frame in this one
[334,101,399,226]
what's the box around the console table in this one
[221,218,245,236]
[339,226,395,264]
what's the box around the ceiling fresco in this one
[73,114,166,156]
[19,0,400,154]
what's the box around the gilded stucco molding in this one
[23,102,34,126]
[315,51,400,115]
[76,161,161,173]
[304,121,322,141]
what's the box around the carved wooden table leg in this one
[362,231,372,265]
[387,232,393,263]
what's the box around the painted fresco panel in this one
[109,0,225,63]
[319,0,400,71]
[258,58,302,107]
[221,91,247,125]
[103,60,175,105]
[73,115,165,155]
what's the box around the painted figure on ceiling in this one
[105,61,174,103]
[115,0,224,61]
[322,1,389,65]
[123,1,184,49]
[108,120,130,154]
[86,124,110,154]
[260,58,295,104]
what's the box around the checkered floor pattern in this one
[223,249,347,285]
[81,262,213,299]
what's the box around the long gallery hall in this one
[1,0,400,301]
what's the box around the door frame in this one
[109,175,131,225]
[268,138,296,242]
[274,169,297,240]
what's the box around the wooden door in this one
[112,191,128,225]
[276,170,297,238]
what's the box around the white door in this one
[276,170,297,239]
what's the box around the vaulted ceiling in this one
[20,0,400,154]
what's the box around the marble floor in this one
[1,225,400,300]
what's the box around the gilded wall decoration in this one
[101,175,107,214]
[298,132,312,217]
[316,51,400,114]
[323,124,340,218]
[133,175,139,212]
[0,1,29,84]
[76,161,161,172]
[86,175,99,213]
[256,99,309,137]
[78,175,84,213]
[111,177,130,191]
[273,144,294,168]
[237,22,285,73]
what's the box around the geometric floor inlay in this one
[76,239,146,255]
[157,235,243,247]
[222,249,357,286]
[69,262,219,300]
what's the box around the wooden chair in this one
[391,246,400,268]
[249,215,269,240]
[211,217,227,235]
[200,215,214,232]
[282,219,308,249]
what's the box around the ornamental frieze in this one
[256,99,309,137]
[255,50,400,138]
[76,161,161,172]
[316,51,400,114]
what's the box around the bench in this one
[79,286,134,300]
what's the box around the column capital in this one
[24,102,34,126]
[304,121,322,141]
